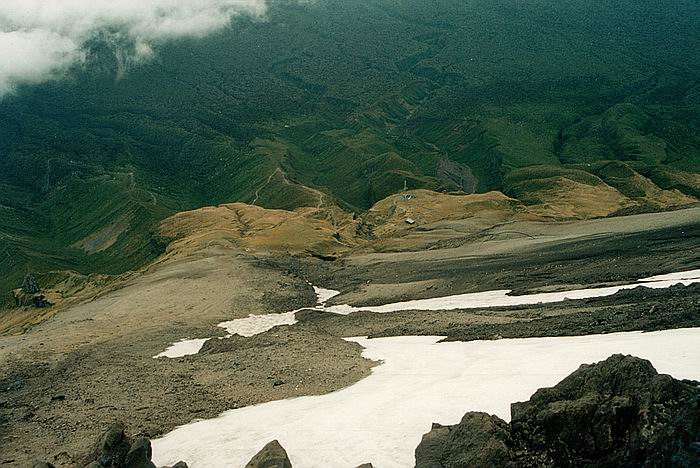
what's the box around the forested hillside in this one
[1,0,698,295]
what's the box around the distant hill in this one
[1,0,698,297]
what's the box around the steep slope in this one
[0,0,698,297]
[157,202,357,258]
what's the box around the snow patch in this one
[314,286,341,304]
[323,268,700,314]
[219,311,298,337]
[153,269,700,358]
[154,338,210,359]
[153,286,340,358]
[640,269,700,282]
[151,328,700,468]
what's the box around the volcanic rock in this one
[22,273,40,294]
[245,440,293,468]
[199,334,246,354]
[13,273,52,308]
[13,289,52,308]
[71,423,189,468]
[89,423,133,467]
[124,437,155,468]
[415,413,511,467]
[415,354,700,467]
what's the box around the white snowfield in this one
[152,328,700,468]
[153,269,700,358]
[219,311,298,338]
[323,268,700,314]
[217,287,341,336]
[314,285,341,304]
[154,338,210,359]
[154,287,341,358]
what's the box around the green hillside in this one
[1,0,699,296]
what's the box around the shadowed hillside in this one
[0,0,698,296]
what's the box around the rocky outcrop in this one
[415,354,700,467]
[77,423,188,468]
[199,333,246,354]
[22,273,40,294]
[241,440,375,468]
[13,273,52,308]
[415,413,511,467]
[245,440,293,468]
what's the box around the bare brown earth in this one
[280,206,700,307]
[0,244,374,467]
[294,284,700,342]
[0,196,698,466]
[1,272,129,336]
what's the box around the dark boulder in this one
[75,423,188,468]
[199,334,246,354]
[13,289,52,308]
[90,423,132,467]
[22,273,40,294]
[415,354,700,467]
[245,440,293,468]
[13,273,52,308]
[415,413,511,468]
[124,437,156,468]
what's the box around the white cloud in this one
[0,0,268,96]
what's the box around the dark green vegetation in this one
[1,0,699,295]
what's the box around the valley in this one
[1,0,699,300]
[0,0,699,466]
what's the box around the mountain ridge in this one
[1,0,698,298]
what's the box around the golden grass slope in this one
[158,190,539,255]
[157,178,698,258]
[158,203,358,258]
[508,164,697,220]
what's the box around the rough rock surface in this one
[22,274,40,294]
[415,354,700,467]
[12,289,52,307]
[62,423,190,468]
[245,440,293,468]
[12,273,53,308]
[415,413,511,468]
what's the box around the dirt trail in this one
[252,168,285,205]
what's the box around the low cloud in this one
[0,0,267,96]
